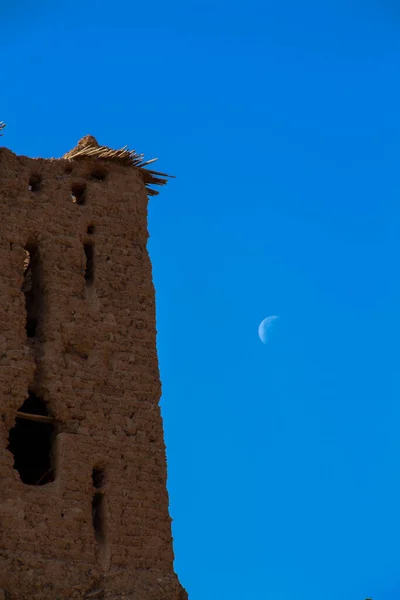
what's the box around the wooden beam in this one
[16,411,53,423]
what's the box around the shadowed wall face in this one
[0,142,187,600]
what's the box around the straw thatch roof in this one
[63,135,173,196]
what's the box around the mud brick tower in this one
[0,132,187,600]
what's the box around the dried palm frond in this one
[63,136,174,196]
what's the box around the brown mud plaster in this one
[0,134,187,600]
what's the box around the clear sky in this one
[2,1,400,599]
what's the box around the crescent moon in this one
[258,316,279,344]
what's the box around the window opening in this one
[22,244,42,338]
[7,392,55,486]
[84,243,94,284]
[87,225,95,235]
[28,174,41,192]
[71,182,87,205]
[92,492,106,543]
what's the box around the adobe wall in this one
[0,143,187,600]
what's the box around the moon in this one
[258,316,279,344]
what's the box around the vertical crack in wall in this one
[22,244,42,339]
[92,492,106,543]
[84,243,94,285]
[91,467,110,571]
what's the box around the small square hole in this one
[29,174,41,192]
[92,467,106,489]
[87,225,95,235]
[71,182,87,205]
[91,167,107,181]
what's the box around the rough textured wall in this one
[0,142,187,600]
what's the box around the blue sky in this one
[2,1,400,599]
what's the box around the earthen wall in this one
[0,143,187,600]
